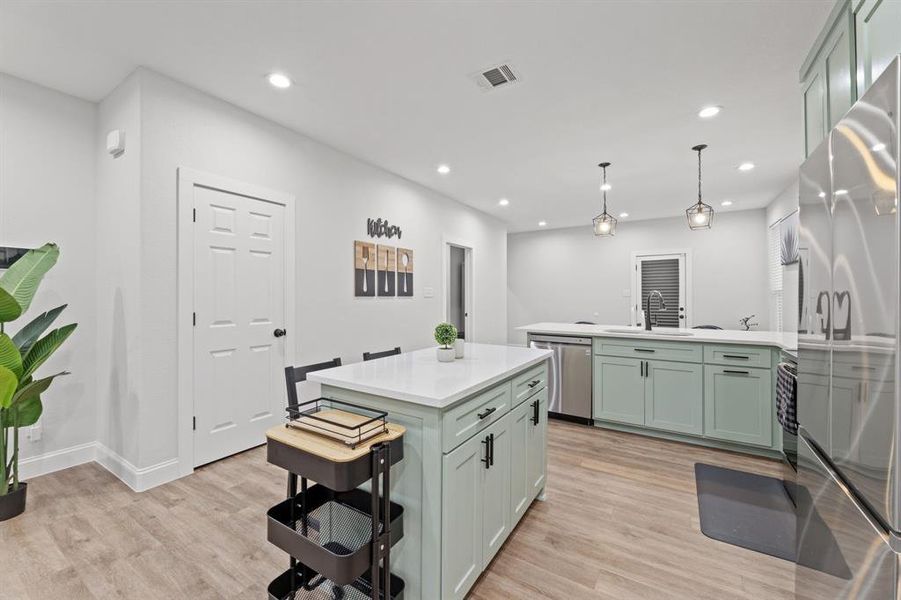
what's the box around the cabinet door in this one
[824,23,854,127]
[856,0,901,93]
[441,432,483,600]
[704,366,773,447]
[594,356,645,425]
[481,414,511,567]
[803,69,827,157]
[858,380,894,471]
[830,376,857,464]
[509,399,531,525]
[645,360,703,435]
[527,389,548,498]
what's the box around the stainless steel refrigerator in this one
[796,56,901,597]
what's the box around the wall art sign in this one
[397,247,413,297]
[354,240,376,297]
[367,218,402,239]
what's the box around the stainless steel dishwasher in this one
[528,334,592,424]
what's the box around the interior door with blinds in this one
[633,253,688,328]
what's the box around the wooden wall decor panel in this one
[377,244,397,297]
[354,240,376,297]
[397,247,414,297]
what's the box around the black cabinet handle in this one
[531,399,540,425]
[482,435,491,469]
[635,348,655,353]
[724,369,750,375]
[723,354,749,360]
[478,407,497,420]
[489,433,495,467]
[273,328,287,338]
[527,379,541,388]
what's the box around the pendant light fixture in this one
[593,162,617,236]
[686,144,714,230]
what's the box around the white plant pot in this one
[437,347,456,362]
[454,339,465,358]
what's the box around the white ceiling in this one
[0,0,831,231]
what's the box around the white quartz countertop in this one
[307,343,552,409]
[518,322,798,352]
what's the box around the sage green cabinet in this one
[593,356,645,425]
[800,1,856,156]
[441,425,483,599]
[441,412,511,600]
[704,365,773,447]
[510,387,547,525]
[645,361,703,435]
[855,0,901,94]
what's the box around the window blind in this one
[641,259,680,328]
[769,223,784,332]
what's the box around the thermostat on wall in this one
[106,129,125,157]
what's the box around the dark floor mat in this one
[695,463,851,579]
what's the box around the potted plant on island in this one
[434,322,458,363]
[0,243,77,522]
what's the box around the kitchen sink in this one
[603,328,695,337]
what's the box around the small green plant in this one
[0,243,77,497]
[434,322,458,348]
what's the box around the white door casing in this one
[177,168,295,474]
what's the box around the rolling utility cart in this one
[265,398,406,600]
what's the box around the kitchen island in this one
[307,342,552,600]
[519,323,797,457]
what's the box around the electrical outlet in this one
[28,423,42,442]
[423,286,434,298]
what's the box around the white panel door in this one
[193,185,287,467]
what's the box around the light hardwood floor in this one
[0,422,794,599]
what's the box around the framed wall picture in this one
[377,244,396,296]
[354,240,376,297]
[397,247,413,296]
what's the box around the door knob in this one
[273,328,287,338]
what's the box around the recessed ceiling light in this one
[698,105,722,118]
[538,220,547,227]
[872,142,887,152]
[818,192,826,198]
[267,73,292,89]
[619,212,629,218]
[721,200,733,206]
[835,189,848,196]
[498,198,509,206]
[600,183,612,191]
[737,162,755,171]
[437,164,451,174]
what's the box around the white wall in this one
[507,210,769,345]
[133,68,508,469]
[0,74,97,466]
[767,180,800,333]
[95,72,143,468]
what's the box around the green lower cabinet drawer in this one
[704,365,773,447]
[645,360,703,435]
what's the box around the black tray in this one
[267,436,404,492]
[268,485,404,586]
[267,564,405,600]
[286,399,388,449]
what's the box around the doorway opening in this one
[445,242,473,341]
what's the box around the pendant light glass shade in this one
[593,162,617,236]
[686,144,714,230]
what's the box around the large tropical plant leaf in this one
[1,395,42,428]
[12,304,67,355]
[21,323,76,381]
[3,371,66,428]
[0,287,22,323]
[0,243,59,316]
[0,334,22,379]
[0,366,17,409]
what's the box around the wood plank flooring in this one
[0,422,796,599]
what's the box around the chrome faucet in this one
[644,290,666,331]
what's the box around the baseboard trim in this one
[18,441,97,480]
[94,444,182,492]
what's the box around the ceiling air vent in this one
[470,63,521,92]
